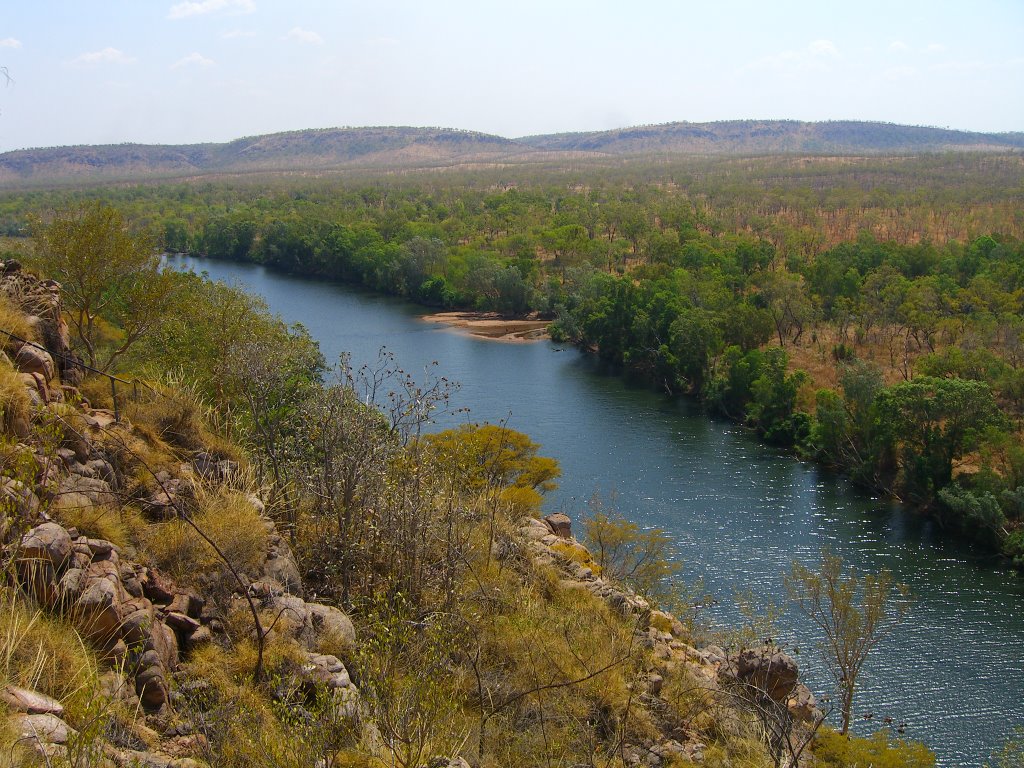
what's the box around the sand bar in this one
[422,311,550,343]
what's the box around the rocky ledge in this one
[517,512,819,767]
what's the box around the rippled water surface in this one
[177,256,1024,765]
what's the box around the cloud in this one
[925,42,947,54]
[72,47,135,65]
[742,39,840,72]
[167,0,254,20]
[808,39,839,58]
[888,40,910,53]
[284,27,324,45]
[0,38,21,49]
[171,52,214,69]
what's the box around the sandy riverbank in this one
[422,311,550,342]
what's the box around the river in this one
[174,255,1023,765]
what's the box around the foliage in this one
[145,486,268,590]
[29,201,178,372]
[987,728,1024,768]
[786,549,911,735]
[873,376,1004,503]
[812,725,935,767]
[582,494,681,602]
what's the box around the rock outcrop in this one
[516,512,820,767]
[0,264,360,767]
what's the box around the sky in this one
[1,0,1022,152]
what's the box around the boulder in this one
[306,603,356,653]
[141,568,177,604]
[10,712,76,745]
[72,559,130,642]
[1,478,42,521]
[12,344,55,382]
[519,517,553,542]
[723,645,800,702]
[787,682,819,722]
[426,759,471,768]
[543,512,572,538]
[264,554,303,597]
[18,372,48,405]
[0,686,64,716]
[58,474,116,506]
[20,523,72,569]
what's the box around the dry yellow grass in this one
[0,359,31,437]
[145,486,268,588]
[0,295,40,353]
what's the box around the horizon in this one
[3,117,1022,155]
[2,1,1022,153]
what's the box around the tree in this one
[583,494,680,601]
[785,549,911,735]
[873,376,1004,503]
[32,202,177,372]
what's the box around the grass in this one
[144,485,268,589]
[0,587,102,726]
[0,358,31,437]
[0,295,40,354]
[51,501,145,551]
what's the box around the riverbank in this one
[172,253,1024,764]
[422,310,550,342]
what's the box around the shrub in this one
[582,500,680,602]
[813,725,935,767]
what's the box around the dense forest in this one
[2,151,1024,566]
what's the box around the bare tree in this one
[786,549,911,735]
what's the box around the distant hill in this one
[1,121,1021,186]
[517,120,1024,155]
[0,127,527,186]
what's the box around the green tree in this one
[786,550,911,735]
[873,376,1004,503]
[747,347,808,445]
[31,201,178,372]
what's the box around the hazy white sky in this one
[1,0,1021,151]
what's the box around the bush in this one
[582,498,680,601]
[813,725,935,767]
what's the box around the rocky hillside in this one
[0,261,829,767]
[1,120,1020,187]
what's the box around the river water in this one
[175,255,1023,765]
